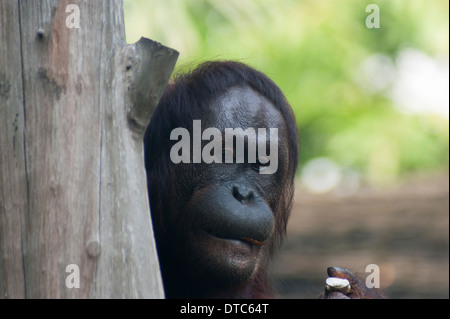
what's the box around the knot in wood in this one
[86,241,101,258]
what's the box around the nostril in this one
[232,185,253,203]
[232,186,243,202]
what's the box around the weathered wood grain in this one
[0,0,178,298]
[0,0,27,299]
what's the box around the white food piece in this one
[326,277,351,294]
[326,277,350,288]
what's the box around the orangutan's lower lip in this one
[202,228,266,247]
[241,237,265,246]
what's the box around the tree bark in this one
[0,0,178,298]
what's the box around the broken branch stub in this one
[125,37,179,137]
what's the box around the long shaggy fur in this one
[144,61,299,298]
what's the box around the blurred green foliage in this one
[124,0,449,185]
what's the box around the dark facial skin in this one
[165,86,290,297]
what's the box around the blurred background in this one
[124,0,449,298]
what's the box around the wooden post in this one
[0,0,178,298]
